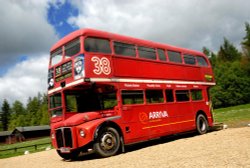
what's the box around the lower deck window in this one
[165,89,174,102]
[191,90,203,101]
[65,86,117,112]
[146,90,164,104]
[175,90,190,102]
[122,90,144,105]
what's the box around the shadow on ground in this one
[69,130,219,162]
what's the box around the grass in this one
[213,104,250,127]
[0,137,51,159]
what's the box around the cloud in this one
[0,1,58,70]
[68,0,250,51]
[0,55,49,105]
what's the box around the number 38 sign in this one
[91,56,111,75]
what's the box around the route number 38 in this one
[91,56,111,75]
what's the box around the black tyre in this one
[196,114,209,135]
[56,150,79,160]
[93,127,120,157]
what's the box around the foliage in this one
[241,22,250,58]
[207,22,250,108]
[0,94,49,130]
[217,38,241,62]
[1,99,11,131]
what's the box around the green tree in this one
[241,22,250,58]
[9,100,26,129]
[26,96,40,126]
[202,46,217,67]
[1,99,11,131]
[40,94,49,125]
[218,38,241,62]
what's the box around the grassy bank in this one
[213,104,250,127]
[0,137,51,159]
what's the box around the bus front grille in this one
[55,128,73,148]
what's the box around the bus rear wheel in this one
[94,127,120,157]
[196,114,209,135]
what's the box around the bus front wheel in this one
[94,127,120,157]
[196,114,209,135]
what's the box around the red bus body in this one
[48,29,215,158]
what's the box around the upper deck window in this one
[51,48,63,66]
[65,38,80,58]
[157,49,166,61]
[84,37,111,54]
[114,41,136,57]
[138,46,156,60]
[184,54,196,65]
[197,56,208,67]
[168,51,182,63]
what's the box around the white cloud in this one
[0,1,58,68]
[0,55,49,105]
[68,0,250,51]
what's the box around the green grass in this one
[213,104,250,127]
[0,137,51,159]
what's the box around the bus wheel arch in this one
[195,111,209,135]
[93,121,124,157]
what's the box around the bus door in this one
[143,89,172,139]
[174,89,194,132]
[120,90,150,142]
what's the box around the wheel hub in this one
[100,133,116,150]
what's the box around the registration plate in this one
[60,147,71,153]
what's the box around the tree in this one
[26,96,41,126]
[8,100,26,130]
[202,46,217,67]
[1,99,11,131]
[241,22,250,58]
[218,38,241,62]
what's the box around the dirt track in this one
[0,127,250,168]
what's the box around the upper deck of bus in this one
[50,28,205,56]
[48,29,215,93]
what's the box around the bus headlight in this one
[79,129,85,137]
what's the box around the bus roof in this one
[50,28,205,56]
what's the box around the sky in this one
[0,0,250,106]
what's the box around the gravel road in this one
[0,127,249,168]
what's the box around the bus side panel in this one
[121,105,150,144]
[112,57,202,81]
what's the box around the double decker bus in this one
[48,29,215,160]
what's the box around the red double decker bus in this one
[48,29,215,159]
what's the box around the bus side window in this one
[197,56,209,67]
[114,41,136,57]
[146,90,164,104]
[121,90,144,105]
[184,54,196,65]
[84,37,111,54]
[175,90,190,102]
[191,90,203,101]
[165,89,174,102]
[138,46,157,60]
[157,49,167,61]
[167,51,182,63]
